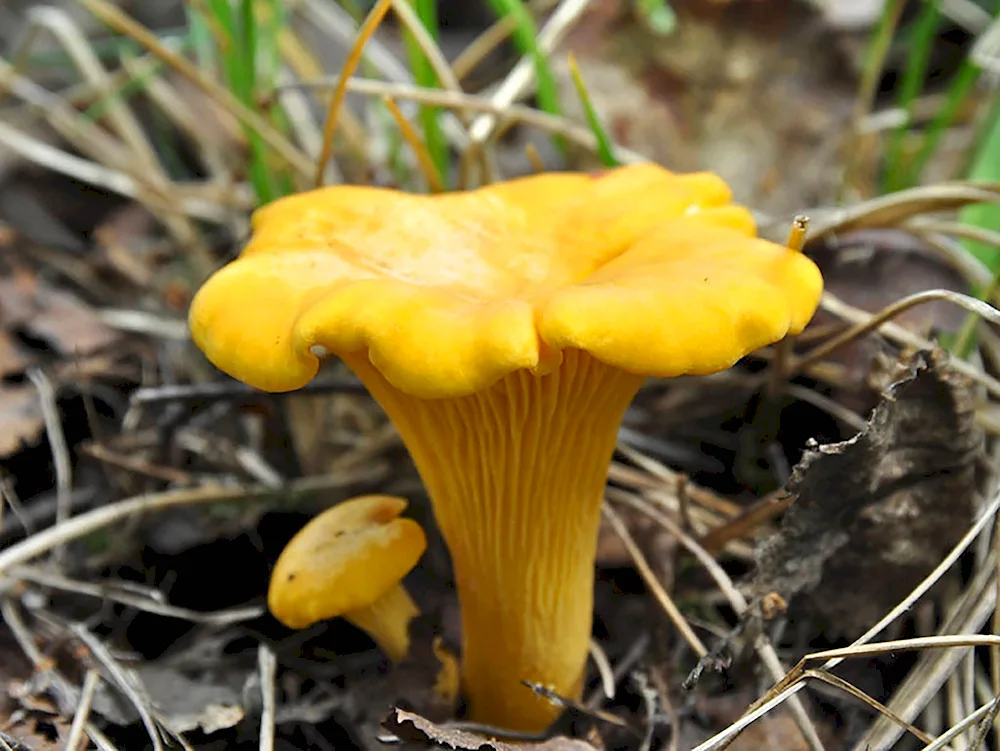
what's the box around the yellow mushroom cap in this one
[189,163,823,398]
[268,495,427,630]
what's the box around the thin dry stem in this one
[601,503,708,657]
[383,96,445,191]
[315,0,393,186]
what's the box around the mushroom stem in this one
[347,349,644,732]
[346,582,420,663]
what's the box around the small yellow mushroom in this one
[267,495,426,663]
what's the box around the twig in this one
[26,369,72,566]
[64,670,101,751]
[0,474,377,576]
[0,488,97,544]
[0,120,234,223]
[258,645,277,751]
[601,503,707,657]
[1,598,80,715]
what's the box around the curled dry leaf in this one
[751,349,981,635]
[383,708,599,751]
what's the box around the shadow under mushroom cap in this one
[188,164,824,399]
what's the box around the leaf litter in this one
[1,0,1000,749]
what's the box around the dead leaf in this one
[383,708,599,750]
[0,330,27,378]
[0,276,120,357]
[0,387,43,457]
[134,665,244,735]
[751,349,982,634]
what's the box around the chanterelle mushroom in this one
[190,164,823,731]
[268,494,426,663]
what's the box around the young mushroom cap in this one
[192,164,823,731]
[268,495,426,661]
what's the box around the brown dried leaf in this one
[0,276,119,357]
[0,386,43,457]
[0,330,27,378]
[751,349,981,634]
[383,709,598,750]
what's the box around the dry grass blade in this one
[315,0,393,186]
[793,288,1000,375]
[806,182,1000,238]
[258,645,277,751]
[801,670,933,745]
[22,7,204,254]
[75,0,312,179]
[923,697,1000,751]
[693,492,1000,751]
[606,491,825,751]
[285,77,647,163]
[601,503,708,657]
[0,474,378,576]
[70,622,166,751]
[451,11,520,81]
[2,564,265,625]
[853,552,998,750]
[806,291,1000,400]
[383,96,445,191]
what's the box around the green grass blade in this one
[882,0,941,193]
[568,54,619,167]
[400,0,449,189]
[904,56,981,187]
[959,99,1000,268]
[483,0,564,153]
[634,0,676,35]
